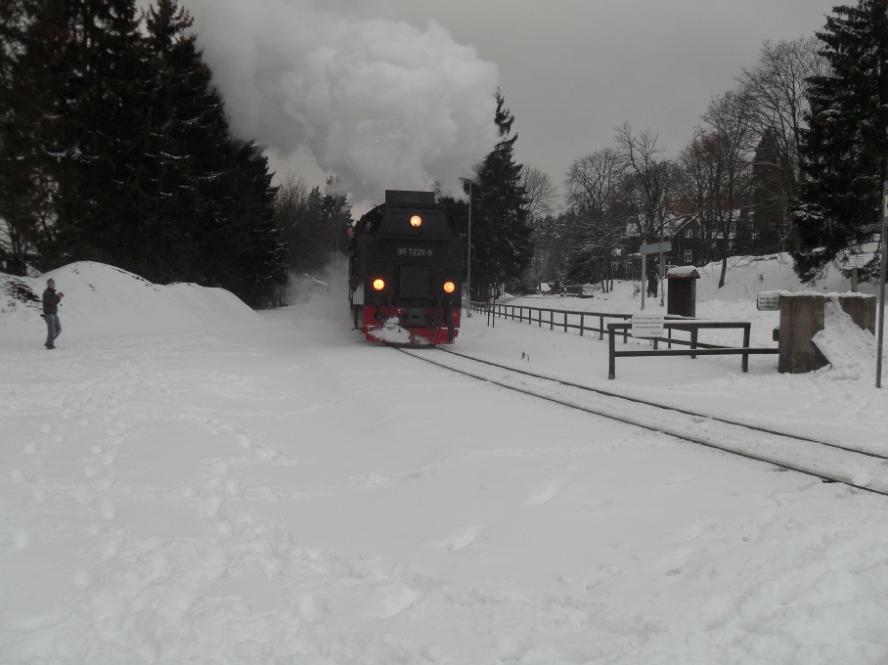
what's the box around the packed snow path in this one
[3,305,888,664]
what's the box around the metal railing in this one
[469,301,635,340]
[468,301,780,379]
[606,320,779,379]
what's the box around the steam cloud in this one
[182,0,500,201]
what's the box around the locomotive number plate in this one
[397,247,433,257]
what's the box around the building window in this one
[683,249,693,263]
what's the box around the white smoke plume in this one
[182,0,500,201]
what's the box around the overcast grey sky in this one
[185,0,838,204]
[373,0,837,183]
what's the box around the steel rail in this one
[437,346,888,463]
[396,347,888,499]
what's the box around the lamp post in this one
[658,220,665,308]
[877,182,887,387]
[467,181,473,318]
[461,178,480,319]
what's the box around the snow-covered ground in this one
[2,260,888,664]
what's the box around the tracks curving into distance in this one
[397,346,888,499]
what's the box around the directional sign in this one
[631,313,665,338]
[639,241,672,255]
[848,254,867,269]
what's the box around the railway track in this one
[398,346,888,498]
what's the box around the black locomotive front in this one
[348,190,463,345]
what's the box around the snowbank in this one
[0,262,259,346]
[814,297,879,380]
[504,253,888,350]
[692,253,871,301]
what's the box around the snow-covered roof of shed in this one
[666,266,700,279]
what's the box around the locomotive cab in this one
[349,190,463,345]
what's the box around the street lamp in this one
[461,178,480,318]
[877,182,887,387]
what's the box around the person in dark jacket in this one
[42,278,63,349]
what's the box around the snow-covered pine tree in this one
[0,0,39,274]
[146,0,286,307]
[472,91,532,298]
[144,0,231,284]
[792,0,888,280]
[210,140,287,308]
[43,0,156,272]
[750,128,785,254]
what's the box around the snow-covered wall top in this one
[0,262,259,347]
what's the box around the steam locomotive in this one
[348,190,463,345]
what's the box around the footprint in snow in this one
[525,482,563,506]
[13,530,31,551]
[432,525,483,551]
[372,584,419,619]
[99,499,115,520]
[72,570,91,589]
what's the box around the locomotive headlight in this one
[442,281,457,294]
[371,278,386,291]
[409,215,423,229]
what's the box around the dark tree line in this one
[0,0,286,307]
[274,177,352,277]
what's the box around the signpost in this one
[639,241,672,255]
[639,241,671,311]
[848,253,866,292]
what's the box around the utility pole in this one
[640,252,646,311]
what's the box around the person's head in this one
[47,278,55,289]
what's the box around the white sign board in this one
[639,241,672,255]
[756,292,781,311]
[848,254,867,269]
[631,313,665,338]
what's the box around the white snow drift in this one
[2,259,888,664]
[0,261,259,347]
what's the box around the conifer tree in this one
[144,0,286,306]
[792,0,888,279]
[0,0,66,272]
[275,180,353,276]
[210,140,287,308]
[144,0,231,282]
[472,91,532,297]
[750,129,785,254]
[0,0,30,272]
[25,0,157,271]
